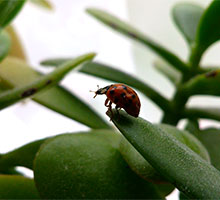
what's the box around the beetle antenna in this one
[90,85,100,98]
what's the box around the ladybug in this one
[92,83,141,117]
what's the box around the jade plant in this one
[0,0,220,199]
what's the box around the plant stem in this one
[162,43,205,125]
[188,45,204,69]
[183,107,220,122]
[161,87,188,125]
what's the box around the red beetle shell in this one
[94,83,141,117]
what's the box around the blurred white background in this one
[0,0,219,199]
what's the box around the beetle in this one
[92,83,141,117]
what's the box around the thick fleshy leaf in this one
[0,138,45,172]
[189,1,220,67]
[5,26,26,60]
[196,1,220,53]
[172,3,204,46]
[107,109,220,199]
[34,86,110,129]
[120,123,209,183]
[86,8,188,73]
[0,57,109,129]
[198,128,220,171]
[0,175,40,199]
[0,129,118,172]
[40,58,71,67]
[183,107,220,122]
[153,59,181,85]
[0,168,24,176]
[181,69,220,96]
[179,192,190,199]
[0,0,26,28]
[34,130,162,199]
[184,119,200,137]
[0,31,10,62]
[29,0,53,10]
[0,53,95,110]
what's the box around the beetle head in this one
[90,85,111,98]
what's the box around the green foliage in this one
[172,3,204,46]
[108,109,220,199]
[0,138,46,171]
[0,31,10,62]
[189,1,220,67]
[5,26,26,60]
[0,57,109,129]
[195,1,220,54]
[1,0,220,199]
[0,53,95,110]
[29,0,52,10]
[86,8,188,73]
[197,128,220,171]
[119,123,210,183]
[0,175,40,199]
[0,0,26,29]
[34,130,162,199]
[153,59,181,85]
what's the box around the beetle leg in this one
[108,101,112,112]
[115,105,121,119]
[115,104,121,115]
[104,98,109,107]
[105,101,113,121]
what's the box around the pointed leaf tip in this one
[108,109,220,199]
[0,53,96,110]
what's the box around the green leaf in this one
[179,192,190,199]
[159,124,210,162]
[0,129,118,172]
[183,107,220,122]
[119,137,166,183]
[196,1,220,53]
[86,8,188,74]
[108,109,220,199]
[184,119,200,137]
[79,61,171,112]
[0,58,109,129]
[41,58,71,67]
[181,70,220,96]
[189,1,220,67]
[119,123,210,183]
[34,86,110,129]
[0,175,40,199]
[0,0,26,28]
[0,57,109,129]
[0,138,46,172]
[198,128,220,171]
[172,3,204,46]
[0,57,39,89]
[0,166,24,175]
[153,59,181,85]
[34,130,162,199]
[29,0,53,10]
[0,53,95,110]
[5,25,26,60]
[0,31,10,62]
